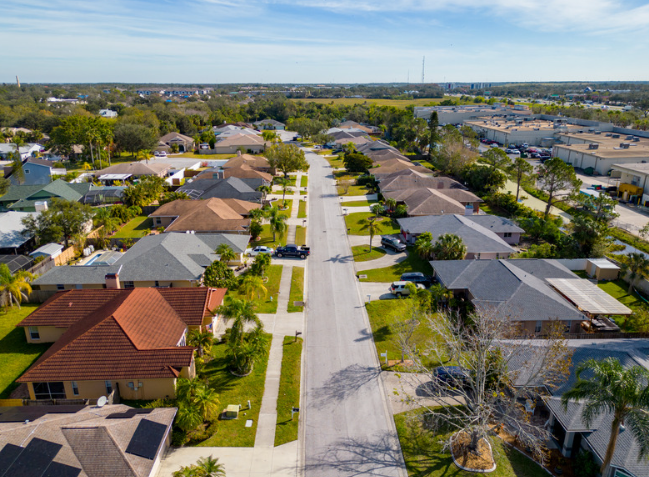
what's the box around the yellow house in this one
[17,287,226,401]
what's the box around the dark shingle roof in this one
[179,177,262,201]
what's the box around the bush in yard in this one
[574,450,599,477]
[250,253,271,277]
[343,152,373,173]
[203,260,237,289]
[356,175,377,187]
[249,219,263,240]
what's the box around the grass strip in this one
[287,266,305,313]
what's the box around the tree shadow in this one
[324,254,353,264]
[310,364,380,410]
[302,432,406,477]
[370,325,392,343]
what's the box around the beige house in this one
[158,132,195,153]
[213,133,268,154]
[17,287,226,401]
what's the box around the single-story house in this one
[398,215,518,259]
[17,287,226,400]
[0,211,36,254]
[96,162,172,182]
[432,259,631,334]
[254,118,285,130]
[369,159,433,180]
[222,164,273,183]
[384,187,483,216]
[0,179,92,212]
[213,133,268,154]
[99,108,118,117]
[338,120,375,134]
[32,233,248,291]
[179,176,264,202]
[379,169,463,191]
[150,198,259,235]
[0,404,176,477]
[4,158,66,186]
[366,149,410,162]
[30,243,64,260]
[213,124,255,136]
[158,132,194,153]
[0,142,42,160]
[222,153,272,173]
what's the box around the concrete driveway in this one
[359,282,397,302]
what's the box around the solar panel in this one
[7,438,61,477]
[0,444,23,477]
[0,406,85,423]
[106,408,153,419]
[43,462,81,477]
[125,419,167,460]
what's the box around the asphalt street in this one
[302,150,406,477]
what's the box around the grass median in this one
[345,212,400,235]
[351,245,387,262]
[358,249,433,283]
[300,175,308,188]
[298,200,307,218]
[287,266,305,313]
[275,337,303,446]
[295,225,307,246]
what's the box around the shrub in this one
[203,260,237,288]
[574,450,598,477]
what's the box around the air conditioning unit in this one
[588,144,599,150]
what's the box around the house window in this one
[124,281,134,289]
[155,281,160,287]
[56,284,65,290]
[504,232,512,238]
[535,321,543,333]
[29,327,40,340]
[33,382,66,399]
[105,380,113,395]
[632,175,641,186]
[563,321,572,333]
[71,381,79,395]
[156,218,162,226]
[25,169,30,174]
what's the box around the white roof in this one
[546,278,632,315]
[98,173,132,180]
[0,211,36,248]
[587,258,620,270]
[30,243,64,257]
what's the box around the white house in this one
[99,109,118,118]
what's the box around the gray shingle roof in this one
[179,177,262,201]
[33,233,249,286]
[398,215,515,255]
[431,259,586,322]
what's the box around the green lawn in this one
[316,149,333,155]
[275,176,297,187]
[326,155,345,169]
[359,249,434,283]
[295,226,306,246]
[300,175,308,188]
[173,152,236,159]
[298,200,307,219]
[345,212,400,236]
[228,265,283,314]
[198,336,272,447]
[366,300,444,369]
[112,215,153,239]
[344,199,379,207]
[275,337,303,446]
[596,279,648,330]
[287,267,305,313]
[338,184,370,196]
[270,198,293,217]
[351,245,387,262]
[251,224,288,248]
[395,410,551,477]
[0,304,50,399]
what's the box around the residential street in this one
[302,150,406,476]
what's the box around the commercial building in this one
[414,104,531,123]
[466,118,581,146]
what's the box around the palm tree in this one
[10,149,25,184]
[385,198,397,214]
[621,252,649,294]
[187,329,214,357]
[217,297,260,346]
[275,176,291,202]
[216,297,266,374]
[432,233,467,260]
[193,386,220,422]
[268,207,288,243]
[241,274,268,300]
[561,357,649,476]
[174,405,202,433]
[359,217,384,252]
[415,232,434,260]
[0,264,34,309]
[175,377,220,429]
[196,455,226,477]
[216,243,236,264]
[94,207,119,233]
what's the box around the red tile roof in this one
[16,287,227,382]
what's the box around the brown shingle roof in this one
[215,133,266,147]
[370,159,432,178]
[223,164,273,182]
[384,188,477,216]
[222,154,270,170]
[380,173,466,193]
[150,198,257,233]
[97,162,171,177]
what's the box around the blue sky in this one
[3,0,649,84]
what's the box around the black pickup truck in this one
[275,245,310,259]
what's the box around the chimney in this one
[237,150,242,156]
[464,204,474,216]
[105,273,121,289]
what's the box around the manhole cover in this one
[293,301,305,307]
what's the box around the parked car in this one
[400,272,434,288]
[432,366,470,387]
[381,236,406,252]
[275,244,310,259]
[246,246,274,256]
[154,150,167,157]
[505,148,520,154]
[489,143,500,148]
[389,281,425,297]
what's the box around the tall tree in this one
[265,143,309,177]
[10,150,25,184]
[216,243,236,264]
[240,274,268,300]
[562,357,649,476]
[268,207,288,242]
[432,233,466,260]
[0,264,34,309]
[506,157,534,201]
[481,148,510,169]
[21,198,93,248]
[428,111,439,157]
[414,232,434,260]
[621,252,649,294]
[187,329,214,358]
[537,158,582,219]
[274,176,291,202]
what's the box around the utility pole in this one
[421,56,425,84]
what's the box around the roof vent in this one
[588,144,599,150]
[612,134,620,138]
[634,137,640,142]
[620,143,630,149]
[605,133,612,137]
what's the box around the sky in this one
[3,0,649,84]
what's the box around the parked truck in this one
[275,244,310,259]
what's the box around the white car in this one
[154,151,167,157]
[246,246,275,257]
